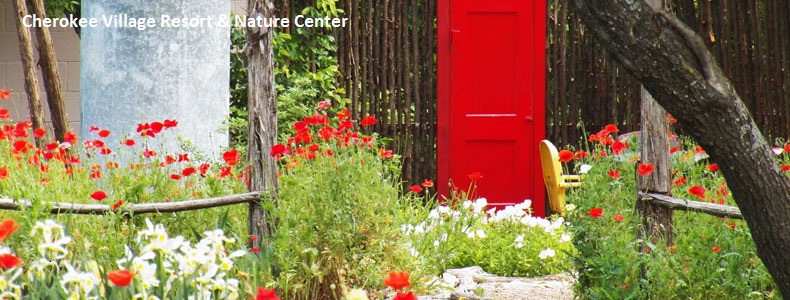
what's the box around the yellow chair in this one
[539,140,582,216]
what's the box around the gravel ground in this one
[418,267,575,300]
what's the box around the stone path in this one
[418,267,575,300]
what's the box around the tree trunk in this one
[27,0,71,143]
[571,0,790,295]
[13,0,44,146]
[245,0,278,250]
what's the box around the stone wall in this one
[0,0,246,135]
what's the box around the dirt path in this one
[419,267,575,300]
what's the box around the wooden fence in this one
[271,0,789,186]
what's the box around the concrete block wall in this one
[0,0,247,137]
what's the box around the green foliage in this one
[43,0,79,17]
[227,1,349,150]
[566,126,781,299]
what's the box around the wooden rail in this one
[638,192,743,220]
[0,192,263,215]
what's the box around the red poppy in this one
[177,153,189,162]
[269,144,289,158]
[256,287,281,300]
[0,109,10,119]
[90,191,107,201]
[668,114,677,123]
[99,148,112,155]
[112,199,124,211]
[0,89,10,99]
[13,140,31,154]
[198,163,211,175]
[33,128,46,138]
[107,269,134,286]
[422,179,434,188]
[727,221,736,230]
[673,176,687,186]
[384,271,411,290]
[308,144,320,152]
[165,155,177,165]
[637,163,655,176]
[558,150,574,163]
[224,149,242,165]
[785,143,790,154]
[0,168,8,180]
[182,167,197,177]
[613,214,624,222]
[0,254,22,269]
[97,129,110,138]
[574,150,588,159]
[394,291,418,300]
[218,167,233,178]
[688,185,707,200]
[712,246,721,252]
[782,165,790,172]
[163,119,178,129]
[150,122,164,134]
[64,131,77,145]
[170,174,182,180]
[608,169,620,179]
[142,149,156,158]
[0,219,19,242]
[707,163,719,172]
[669,146,679,154]
[611,141,626,155]
[121,139,135,147]
[409,185,423,193]
[587,207,603,218]
[379,148,393,159]
[468,172,483,181]
[360,115,378,127]
[669,246,676,252]
[604,124,619,133]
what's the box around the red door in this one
[438,0,546,216]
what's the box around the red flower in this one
[123,139,135,146]
[604,124,619,133]
[727,221,736,230]
[308,144,320,152]
[34,128,46,138]
[670,146,679,154]
[409,185,423,193]
[337,109,351,121]
[107,269,134,286]
[150,122,164,134]
[0,109,9,119]
[668,114,677,123]
[64,131,77,145]
[198,163,211,175]
[707,163,719,172]
[98,129,111,138]
[317,100,331,110]
[468,172,483,181]
[177,153,189,162]
[613,214,624,222]
[587,207,603,218]
[0,89,10,99]
[218,167,233,178]
[251,246,260,253]
[182,167,197,177]
[224,149,242,165]
[0,254,22,269]
[394,291,418,300]
[384,271,411,290]
[688,185,707,200]
[163,119,178,128]
[165,155,177,165]
[421,179,434,188]
[256,287,281,300]
[90,191,107,201]
[269,144,289,158]
[379,148,393,159]
[785,143,790,154]
[637,163,655,176]
[608,169,620,179]
[669,246,676,252]
[360,115,378,127]
[142,148,157,158]
[673,176,687,186]
[782,165,790,172]
[13,140,31,154]
[170,174,182,180]
[712,246,721,252]
[558,150,574,163]
[611,141,626,155]
[0,219,19,242]
[99,148,112,155]
[112,199,124,211]
[574,150,588,159]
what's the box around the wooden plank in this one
[640,192,743,220]
[0,192,263,215]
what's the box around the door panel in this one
[442,0,546,215]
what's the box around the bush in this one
[566,124,781,299]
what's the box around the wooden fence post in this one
[246,0,279,250]
[637,86,673,248]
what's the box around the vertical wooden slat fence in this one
[271,0,789,186]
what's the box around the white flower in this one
[579,164,592,174]
[560,233,572,243]
[472,198,488,214]
[538,248,556,260]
